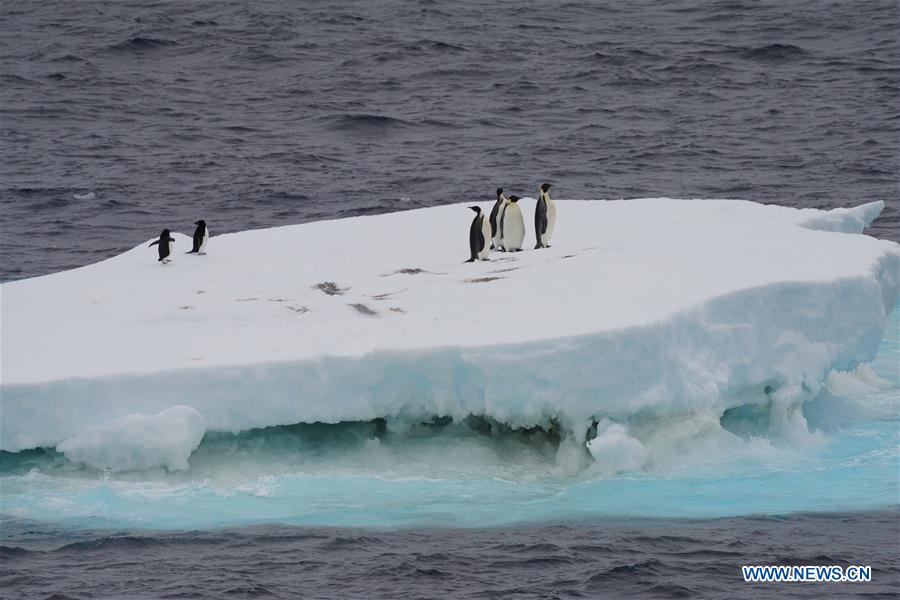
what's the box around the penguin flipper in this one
[149,240,159,247]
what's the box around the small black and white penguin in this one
[500,195,525,251]
[489,188,507,250]
[149,229,175,263]
[466,206,492,262]
[534,183,556,249]
[187,219,209,255]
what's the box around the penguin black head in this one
[540,183,551,193]
[508,195,521,203]
[194,220,206,227]
[496,188,503,198]
[469,206,482,213]
[161,228,171,238]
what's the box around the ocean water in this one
[2,511,898,599]
[1,0,899,598]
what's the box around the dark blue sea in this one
[1,0,899,598]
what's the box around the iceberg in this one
[1,198,897,471]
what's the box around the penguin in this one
[187,220,209,254]
[149,229,175,263]
[489,188,507,250]
[466,206,491,262]
[500,195,525,251]
[534,183,556,249]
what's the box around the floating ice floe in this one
[1,198,897,472]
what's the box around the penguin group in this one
[467,183,555,262]
[149,220,209,263]
[147,185,553,265]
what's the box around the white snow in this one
[1,198,897,468]
[55,406,206,472]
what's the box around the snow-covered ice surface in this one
[2,199,898,460]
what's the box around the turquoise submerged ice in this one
[0,199,898,529]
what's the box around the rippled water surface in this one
[3,511,899,600]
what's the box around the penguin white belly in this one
[544,198,556,245]
[502,204,525,251]
[199,229,209,253]
[478,214,492,260]
[166,241,175,262]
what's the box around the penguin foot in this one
[464,258,476,263]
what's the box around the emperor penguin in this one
[187,220,209,254]
[149,229,175,263]
[534,183,556,249]
[466,206,492,262]
[489,188,507,250]
[500,195,525,251]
